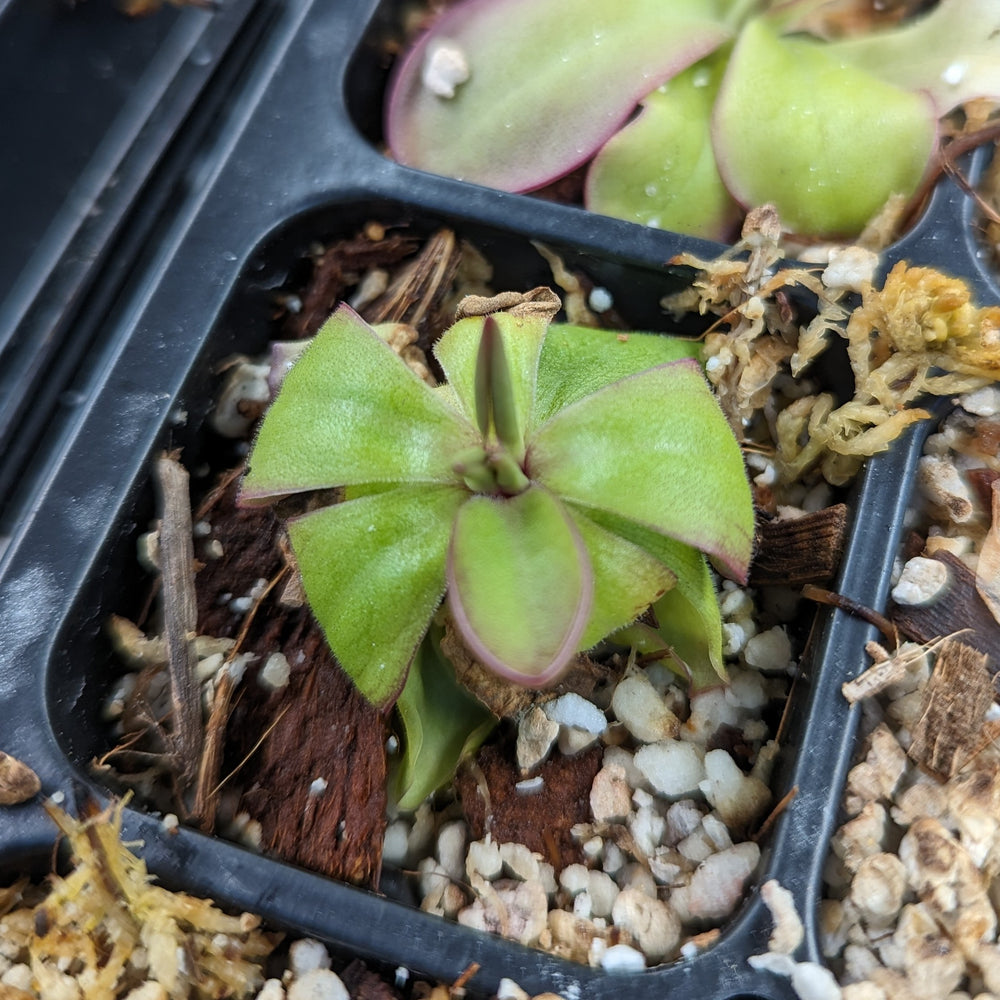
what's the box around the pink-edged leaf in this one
[579,504,726,688]
[241,304,477,503]
[713,18,937,238]
[533,323,702,429]
[528,359,753,579]
[566,507,676,650]
[447,486,593,686]
[386,0,732,192]
[288,484,466,707]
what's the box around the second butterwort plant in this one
[240,300,754,712]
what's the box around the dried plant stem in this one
[154,453,204,795]
[801,584,897,643]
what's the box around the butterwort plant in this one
[386,0,1000,238]
[240,303,753,790]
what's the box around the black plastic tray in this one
[1,2,997,997]
[0,0,268,534]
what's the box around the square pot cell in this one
[14,197,891,1000]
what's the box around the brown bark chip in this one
[890,550,1000,672]
[195,472,387,886]
[235,618,388,886]
[456,742,603,868]
[908,640,993,779]
[750,504,849,587]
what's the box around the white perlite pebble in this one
[255,980,285,1000]
[760,879,804,954]
[891,556,949,606]
[288,938,332,977]
[543,692,608,734]
[790,961,843,1000]
[467,838,503,881]
[421,40,470,99]
[590,763,632,823]
[496,978,531,1000]
[611,888,681,963]
[437,821,467,883]
[600,943,647,972]
[821,246,879,294]
[287,969,349,1000]
[961,385,1000,416]
[743,627,793,672]
[700,749,771,830]
[382,820,409,866]
[634,740,706,799]
[611,672,680,743]
[517,705,560,771]
[259,652,291,690]
[3,965,34,991]
[588,287,614,313]
[686,842,760,920]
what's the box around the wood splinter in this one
[908,640,993,780]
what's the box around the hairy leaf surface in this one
[447,486,592,685]
[529,360,754,577]
[533,324,701,428]
[241,305,477,501]
[288,484,465,706]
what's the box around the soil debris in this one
[0,751,40,805]
[456,743,603,868]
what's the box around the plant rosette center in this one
[239,301,754,802]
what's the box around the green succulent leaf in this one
[582,505,726,687]
[566,507,677,650]
[386,0,732,192]
[647,550,725,688]
[823,0,1000,114]
[447,486,593,685]
[394,624,496,811]
[288,484,466,707]
[585,53,740,239]
[533,324,701,428]
[241,305,477,502]
[529,359,754,579]
[435,313,548,454]
[712,18,937,237]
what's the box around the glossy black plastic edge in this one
[0,0,276,535]
[1,0,997,995]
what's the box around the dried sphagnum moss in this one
[0,799,275,999]
[666,208,1000,489]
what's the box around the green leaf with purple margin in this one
[386,0,732,192]
[288,484,465,707]
[529,359,754,579]
[447,486,593,685]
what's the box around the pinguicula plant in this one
[385,0,1000,239]
[240,302,753,805]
